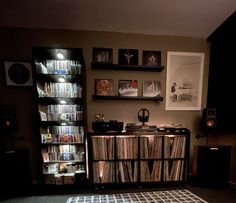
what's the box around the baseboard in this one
[229,181,236,191]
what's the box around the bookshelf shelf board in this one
[41,142,84,145]
[44,160,86,164]
[38,97,83,105]
[92,95,164,101]
[91,62,164,72]
[36,74,82,83]
[40,121,84,126]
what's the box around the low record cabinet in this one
[88,128,190,187]
[32,47,87,185]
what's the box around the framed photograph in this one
[4,61,33,86]
[118,80,138,96]
[94,79,114,96]
[142,50,161,66]
[142,81,161,97]
[165,51,205,110]
[92,48,113,64]
[118,49,138,65]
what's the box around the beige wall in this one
[1,26,227,184]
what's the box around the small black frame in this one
[92,48,113,64]
[118,49,138,65]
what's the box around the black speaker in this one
[201,108,217,132]
[0,105,17,131]
[138,108,149,125]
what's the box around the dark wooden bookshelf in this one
[33,47,87,186]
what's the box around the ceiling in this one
[0,0,235,38]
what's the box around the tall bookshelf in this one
[89,128,190,187]
[33,47,87,185]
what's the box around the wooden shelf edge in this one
[92,95,164,101]
[91,62,164,72]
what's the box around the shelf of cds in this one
[33,47,87,185]
[89,128,190,187]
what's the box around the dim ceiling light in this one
[60,100,66,104]
[57,52,64,59]
[58,77,65,82]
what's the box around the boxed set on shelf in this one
[92,120,123,133]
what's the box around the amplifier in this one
[92,121,123,133]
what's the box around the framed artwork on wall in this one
[94,79,114,96]
[4,61,33,86]
[142,50,161,66]
[118,49,138,65]
[92,48,113,64]
[165,51,204,110]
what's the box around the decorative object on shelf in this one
[94,79,114,96]
[138,108,150,125]
[92,47,113,64]
[142,50,161,66]
[4,61,33,86]
[118,49,138,65]
[95,113,105,122]
[118,80,138,96]
[165,51,204,110]
[142,80,161,97]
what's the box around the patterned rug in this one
[66,189,208,203]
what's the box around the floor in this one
[1,184,236,203]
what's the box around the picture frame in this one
[165,51,204,110]
[118,49,138,65]
[118,80,138,96]
[142,80,161,97]
[4,61,33,86]
[94,79,114,96]
[142,50,161,66]
[92,48,113,64]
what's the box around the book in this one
[142,80,161,97]
[94,79,114,96]
[118,80,138,96]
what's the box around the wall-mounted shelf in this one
[92,95,164,101]
[91,62,164,72]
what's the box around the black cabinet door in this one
[197,146,231,187]
[0,149,31,196]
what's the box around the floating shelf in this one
[92,95,163,101]
[36,74,82,83]
[91,62,164,72]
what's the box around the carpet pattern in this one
[66,189,208,203]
